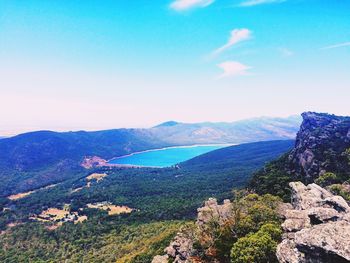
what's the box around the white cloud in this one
[320,42,350,50]
[170,0,214,11]
[240,0,285,7]
[279,47,294,57]
[217,61,251,78]
[213,28,252,56]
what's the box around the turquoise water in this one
[108,145,227,168]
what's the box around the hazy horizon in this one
[1,1,349,135]
[0,113,302,137]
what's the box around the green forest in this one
[0,140,292,262]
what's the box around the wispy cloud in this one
[320,42,350,50]
[212,28,252,56]
[239,0,285,7]
[279,47,294,57]
[170,0,214,11]
[217,61,251,78]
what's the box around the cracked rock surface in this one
[277,182,350,263]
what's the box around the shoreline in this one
[108,143,235,163]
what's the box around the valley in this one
[1,0,348,261]
[1,112,350,262]
[0,140,293,262]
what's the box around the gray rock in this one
[196,198,232,226]
[282,210,310,232]
[277,239,305,263]
[290,182,324,210]
[164,232,193,263]
[307,184,333,199]
[307,207,340,223]
[288,112,350,182]
[323,196,350,212]
[295,221,350,261]
[277,202,294,219]
[278,182,350,263]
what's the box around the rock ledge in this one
[277,182,350,263]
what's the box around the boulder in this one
[277,182,350,263]
[282,210,310,232]
[276,239,305,263]
[295,221,350,262]
[290,182,321,210]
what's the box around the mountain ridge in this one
[0,116,301,196]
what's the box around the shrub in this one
[230,223,281,263]
[328,184,350,201]
[315,172,339,187]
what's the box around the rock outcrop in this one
[196,198,233,227]
[288,112,350,182]
[277,182,350,263]
[152,198,233,263]
[151,228,195,263]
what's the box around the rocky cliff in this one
[250,112,350,200]
[277,182,350,263]
[288,112,350,182]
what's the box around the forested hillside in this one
[0,140,292,262]
[0,129,167,196]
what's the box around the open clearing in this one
[7,184,58,201]
[86,173,107,182]
[87,202,133,215]
[30,207,87,226]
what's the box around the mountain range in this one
[0,115,301,196]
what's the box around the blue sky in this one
[0,0,349,135]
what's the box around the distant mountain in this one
[153,121,180,127]
[0,115,301,196]
[0,129,169,196]
[150,115,301,145]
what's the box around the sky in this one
[0,0,349,135]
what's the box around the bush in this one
[195,193,282,262]
[315,172,339,187]
[328,184,350,201]
[230,223,281,263]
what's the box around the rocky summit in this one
[277,181,350,263]
[288,112,350,183]
[153,181,350,263]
